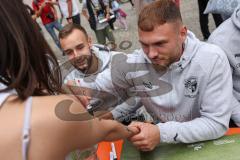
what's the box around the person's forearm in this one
[35,2,47,17]
[157,117,228,143]
[52,6,58,19]
[105,6,110,17]
[103,120,135,141]
[35,7,43,17]
[67,0,73,17]
[47,0,58,5]
[106,5,110,13]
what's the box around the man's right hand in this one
[128,121,160,151]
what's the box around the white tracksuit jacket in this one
[97,31,234,143]
[208,7,240,126]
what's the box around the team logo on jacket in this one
[184,77,198,98]
[234,53,240,58]
[234,53,240,69]
[143,81,153,89]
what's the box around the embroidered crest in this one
[184,77,198,98]
[234,53,240,58]
[143,81,153,89]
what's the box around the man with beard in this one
[59,23,112,89]
[59,23,129,160]
[59,23,145,122]
[90,0,235,151]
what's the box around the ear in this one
[88,37,92,47]
[179,25,187,43]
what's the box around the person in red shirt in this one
[32,0,63,49]
[175,0,180,7]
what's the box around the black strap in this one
[89,0,96,9]
[86,0,97,30]
[89,0,106,11]
[99,0,107,12]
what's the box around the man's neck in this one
[179,42,185,60]
[175,42,185,62]
[86,54,98,74]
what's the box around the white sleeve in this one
[111,97,142,120]
[82,0,87,9]
[157,53,233,143]
[103,0,109,6]
[64,72,75,84]
[111,1,119,11]
[231,97,240,127]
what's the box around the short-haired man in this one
[92,0,234,151]
[59,23,143,122]
[58,23,126,160]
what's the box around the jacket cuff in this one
[157,122,179,144]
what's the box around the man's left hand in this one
[128,121,160,151]
[67,18,73,23]
[106,13,110,19]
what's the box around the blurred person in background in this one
[198,0,223,40]
[110,0,128,31]
[82,0,117,50]
[32,0,63,49]
[56,0,81,25]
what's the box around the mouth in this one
[151,59,169,70]
[72,58,88,69]
[152,59,164,64]
[77,60,87,66]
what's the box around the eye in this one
[156,43,163,47]
[140,42,148,49]
[154,41,167,47]
[64,50,73,56]
[76,44,84,50]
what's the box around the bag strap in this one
[89,0,96,9]
[98,0,106,11]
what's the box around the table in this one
[67,128,239,160]
[120,128,240,160]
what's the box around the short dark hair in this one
[59,23,88,40]
[138,0,182,31]
[0,0,61,100]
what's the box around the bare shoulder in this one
[29,95,94,159]
[0,95,89,159]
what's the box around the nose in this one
[73,49,79,58]
[148,46,158,59]
[69,49,79,60]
